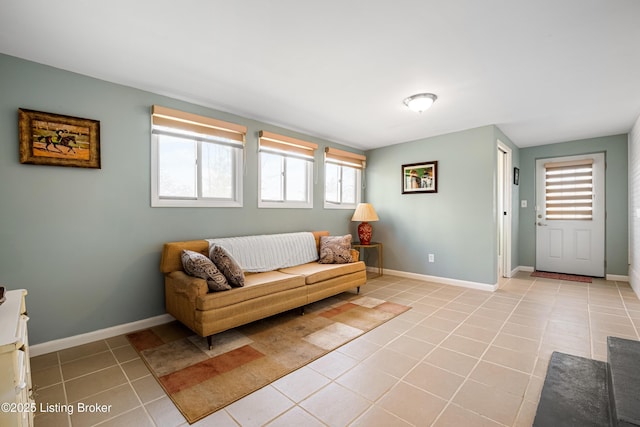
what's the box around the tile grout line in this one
[360,276,533,426]
[506,276,546,427]
[99,338,158,427]
[59,351,73,427]
[617,282,640,340]
[278,285,406,426]
[341,280,455,426]
[430,275,540,427]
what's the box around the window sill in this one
[324,202,358,210]
[258,201,313,209]
[152,198,243,208]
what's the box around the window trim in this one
[324,163,362,209]
[258,131,316,209]
[150,106,245,208]
[324,147,365,210]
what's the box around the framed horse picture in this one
[18,109,101,168]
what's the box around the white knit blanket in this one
[207,232,318,273]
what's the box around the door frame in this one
[497,140,512,278]
[534,152,606,277]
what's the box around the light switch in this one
[521,200,528,208]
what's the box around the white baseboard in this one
[512,265,628,282]
[630,267,640,299]
[30,313,175,357]
[371,267,498,292]
[606,274,629,282]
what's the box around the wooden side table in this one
[352,242,383,278]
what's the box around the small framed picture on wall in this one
[514,167,520,185]
[402,161,438,194]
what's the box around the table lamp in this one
[351,203,379,245]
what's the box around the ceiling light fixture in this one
[403,93,438,113]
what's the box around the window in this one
[258,131,317,208]
[324,147,365,209]
[544,159,594,220]
[151,105,246,207]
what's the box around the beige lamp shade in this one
[351,203,379,222]
[352,203,379,245]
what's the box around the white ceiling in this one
[2,1,640,150]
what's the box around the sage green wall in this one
[365,125,520,285]
[518,134,629,275]
[0,54,362,345]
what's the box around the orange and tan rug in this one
[127,293,410,424]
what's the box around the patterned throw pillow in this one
[209,245,245,287]
[180,250,231,292]
[318,234,353,264]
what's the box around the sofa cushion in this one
[180,250,232,292]
[196,270,305,310]
[209,244,245,287]
[279,261,365,285]
[318,234,353,264]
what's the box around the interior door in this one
[535,153,605,277]
[497,147,506,278]
[497,141,512,279]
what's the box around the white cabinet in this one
[0,290,34,427]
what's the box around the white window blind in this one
[152,105,246,143]
[324,147,366,169]
[544,159,594,220]
[258,131,318,159]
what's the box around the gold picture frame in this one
[19,108,101,168]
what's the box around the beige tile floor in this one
[30,272,640,426]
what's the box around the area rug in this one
[127,294,410,424]
[531,271,592,283]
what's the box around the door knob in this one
[537,222,547,226]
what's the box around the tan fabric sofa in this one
[160,231,367,348]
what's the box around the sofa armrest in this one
[350,249,360,262]
[164,271,208,334]
[166,271,208,301]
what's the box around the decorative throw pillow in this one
[181,250,231,292]
[318,234,353,264]
[209,244,245,287]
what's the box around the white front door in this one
[535,153,605,277]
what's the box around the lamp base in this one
[358,222,373,245]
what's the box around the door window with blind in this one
[258,131,317,208]
[151,106,246,207]
[544,159,594,220]
[324,147,365,209]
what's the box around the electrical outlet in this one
[428,254,434,263]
